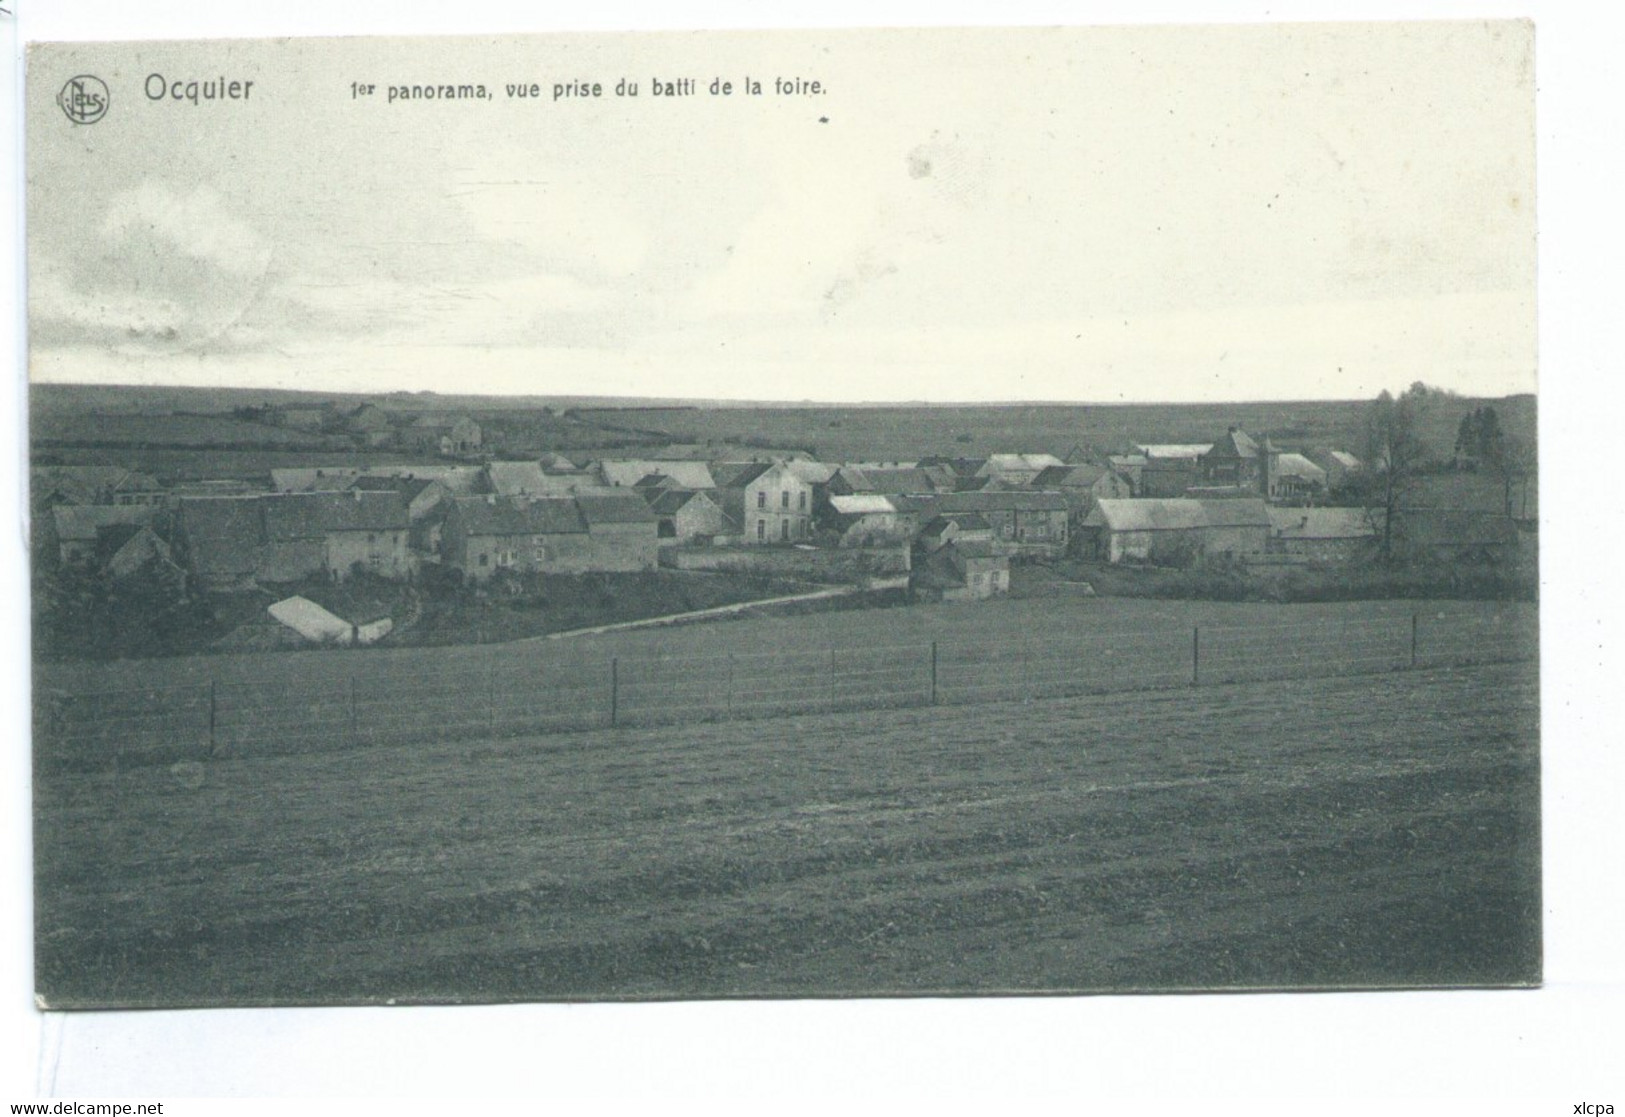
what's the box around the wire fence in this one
[36,610,1537,772]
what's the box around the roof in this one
[1316,450,1361,469]
[33,466,163,504]
[50,504,157,542]
[525,498,588,534]
[599,460,717,489]
[783,460,837,485]
[982,452,1065,473]
[948,540,1005,561]
[1203,429,1260,460]
[1031,464,1109,489]
[647,488,713,516]
[485,461,559,497]
[1274,453,1328,483]
[410,413,478,431]
[450,496,536,536]
[575,492,659,526]
[260,491,409,539]
[940,510,992,531]
[1136,444,1212,460]
[176,498,263,575]
[1268,507,1378,540]
[934,491,1069,514]
[830,494,897,516]
[349,475,439,502]
[713,461,777,489]
[1085,498,1272,532]
[270,467,366,492]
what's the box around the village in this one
[31,395,1534,656]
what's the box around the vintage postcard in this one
[26,23,1538,1008]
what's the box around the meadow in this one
[34,656,1540,1005]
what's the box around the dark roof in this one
[647,489,707,516]
[1031,464,1108,489]
[1204,428,1261,459]
[849,467,940,494]
[576,492,659,525]
[526,498,588,534]
[177,498,263,576]
[713,461,775,489]
[940,510,991,531]
[451,496,536,536]
[261,492,408,539]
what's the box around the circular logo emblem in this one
[58,75,110,125]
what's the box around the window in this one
[757,491,766,509]
[478,553,489,567]
[781,520,790,541]
[781,491,790,509]
[799,491,807,510]
[757,520,766,541]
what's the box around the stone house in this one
[715,460,815,544]
[1082,498,1271,565]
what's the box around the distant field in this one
[34,659,1540,1005]
[32,412,338,450]
[30,384,1536,469]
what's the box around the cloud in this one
[32,180,274,355]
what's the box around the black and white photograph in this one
[22,22,1543,1012]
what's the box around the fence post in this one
[1411,613,1419,668]
[610,657,619,727]
[350,676,359,746]
[488,664,497,735]
[930,640,938,706]
[207,680,217,756]
[727,655,734,716]
[829,647,836,710]
[1192,626,1200,687]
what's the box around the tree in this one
[1454,405,1503,471]
[1361,387,1430,562]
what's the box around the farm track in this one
[34,659,1539,1005]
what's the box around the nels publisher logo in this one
[58,75,110,125]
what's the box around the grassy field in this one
[33,658,1540,1006]
[35,596,1536,770]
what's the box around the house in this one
[173,498,264,590]
[977,452,1066,487]
[914,540,1010,602]
[442,495,549,580]
[346,404,396,446]
[46,505,159,567]
[1105,453,1148,495]
[349,475,448,521]
[1271,453,1329,502]
[575,492,660,571]
[260,491,412,581]
[1135,444,1210,498]
[1082,498,1271,565]
[825,494,905,547]
[175,492,411,589]
[1029,463,1132,507]
[32,466,166,509]
[1195,428,1281,498]
[99,523,184,587]
[715,460,815,544]
[644,488,728,545]
[1309,449,1362,492]
[1267,507,1378,562]
[401,414,481,455]
[924,491,1070,558]
[830,465,944,498]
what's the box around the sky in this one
[25,23,1536,403]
